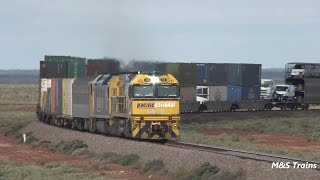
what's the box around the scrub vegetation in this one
[181,116,320,161]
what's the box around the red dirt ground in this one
[200,128,320,152]
[0,134,166,180]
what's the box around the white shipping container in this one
[40,79,51,109]
[63,78,75,117]
[41,79,51,93]
[208,86,228,101]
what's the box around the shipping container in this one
[62,79,74,117]
[208,86,228,101]
[40,79,51,110]
[226,63,241,85]
[180,63,196,86]
[227,85,260,102]
[44,88,51,113]
[41,61,68,78]
[40,79,51,93]
[87,59,120,76]
[226,63,261,86]
[45,55,86,78]
[51,79,57,113]
[241,85,261,101]
[207,63,228,86]
[40,91,47,111]
[196,63,208,85]
[304,78,320,103]
[240,64,261,86]
[166,63,180,82]
[180,86,197,102]
[227,85,241,102]
[57,78,63,116]
[72,77,94,118]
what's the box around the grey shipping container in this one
[196,63,208,85]
[227,64,241,85]
[304,78,320,103]
[207,63,228,86]
[40,61,68,78]
[180,63,196,86]
[180,86,197,102]
[208,86,228,101]
[227,63,261,86]
[240,64,261,86]
[72,77,94,118]
[57,78,63,116]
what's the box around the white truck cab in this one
[273,85,295,102]
[260,79,274,99]
[196,86,209,104]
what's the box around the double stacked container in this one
[194,63,261,103]
[40,56,87,118]
[226,64,261,102]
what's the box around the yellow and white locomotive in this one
[38,72,180,140]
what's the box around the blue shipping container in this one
[227,85,241,102]
[196,63,208,85]
[227,85,261,102]
[227,64,241,85]
[241,85,261,101]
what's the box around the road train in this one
[37,71,180,140]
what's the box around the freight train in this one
[37,56,180,140]
[38,56,320,132]
[121,60,320,112]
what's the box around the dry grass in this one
[180,117,320,161]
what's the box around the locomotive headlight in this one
[150,76,160,84]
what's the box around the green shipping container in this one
[166,63,180,82]
[44,55,86,78]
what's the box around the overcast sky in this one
[1,0,320,69]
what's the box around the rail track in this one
[165,141,320,171]
[181,107,320,114]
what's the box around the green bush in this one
[50,140,88,155]
[119,154,140,166]
[191,162,220,180]
[142,159,164,172]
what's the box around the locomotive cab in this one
[128,73,180,140]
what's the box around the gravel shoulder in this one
[22,121,320,179]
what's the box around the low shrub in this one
[50,140,88,155]
[191,162,220,180]
[142,159,164,172]
[119,153,140,166]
